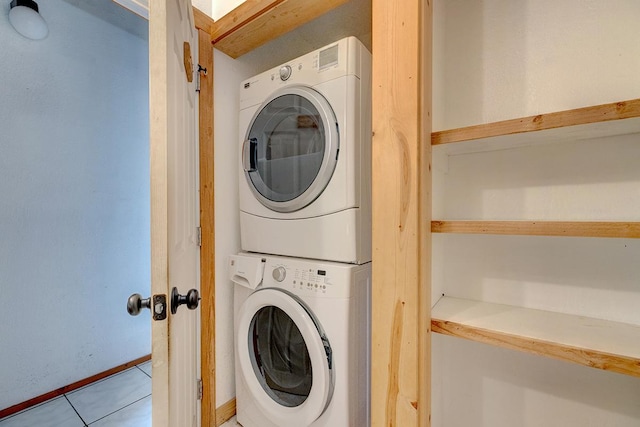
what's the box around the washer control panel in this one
[262,257,357,299]
[292,267,329,293]
[268,264,330,292]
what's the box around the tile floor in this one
[0,361,152,427]
[220,416,238,426]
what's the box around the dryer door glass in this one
[244,86,339,213]
[250,305,312,407]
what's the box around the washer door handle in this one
[242,137,258,172]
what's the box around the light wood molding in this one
[432,297,640,377]
[431,220,640,238]
[211,0,350,58]
[197,27,216,427]
[371,0,431,425]
[210,0,284,42]
[194,7,216,36]
[419,1,433,425]
[215,398,236,426]
[432,98,640,147]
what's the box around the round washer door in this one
[242,86,339,213]
[236,288,334,427]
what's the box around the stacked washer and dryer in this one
[229,37,372,427]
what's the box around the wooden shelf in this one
[431,221,640,238]
[431,99,640,155]
[431,296,640,377]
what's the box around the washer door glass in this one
[243,86,339,213]
[236,288,334,426]
[251,306,312,407]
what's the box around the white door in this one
[149,0,200,426]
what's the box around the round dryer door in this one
[242,86,339,213]
[236,288,334,427]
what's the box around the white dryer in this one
[229,252,371,427]
[238,37,371,264]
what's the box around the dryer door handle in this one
[242,138,258,172]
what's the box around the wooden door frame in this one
[194,9,216,427]
[370,1,431,425]
[195,0,432,425]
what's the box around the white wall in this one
[191,0,212,17]
[432,0,640,425]
[0,0,150,410]
[433,0,640,131]
[177,0,238,21]
[211,0,244,21]
[213,48,255,406]
[212,0,371,406]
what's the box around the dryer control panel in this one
[239,36,367,111]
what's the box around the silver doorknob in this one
[127,294,151,316]
[171,287,200,315]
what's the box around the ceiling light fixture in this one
[9,0,48,40]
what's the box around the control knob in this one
[279,65,292,81]
[272,266,287,282]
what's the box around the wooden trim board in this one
[215,398,236,426]
[211,0,350,58]
[432,296,640,377]
[431,221,640,238]
[419,2,433,426]
[0,355,151,419]
[194,7,216,36]
[371,0,431,425]
[432,98,640,146]
[210,0,285,42]
[197,26,216,427]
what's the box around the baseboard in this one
[0,354,152,419]
[216,398,237,426]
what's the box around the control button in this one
[272,266,286,282]
[279,65,292,81]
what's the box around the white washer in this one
[238,37,372,264]
[229,252,371,427]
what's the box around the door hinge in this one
[196,227,202,247]
[196,64,207,93]
[197,378,203,400]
